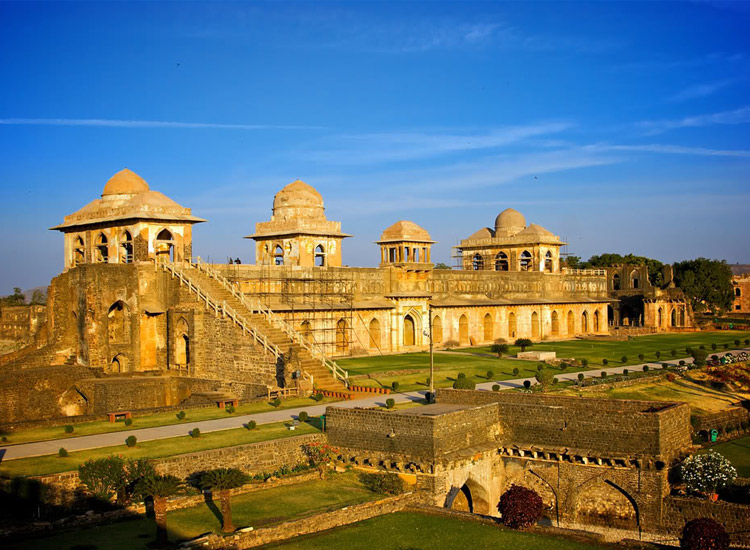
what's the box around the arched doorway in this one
[544,251,553,272]
[274,244,284,265]
[120,230,134,263]
[520,250,532,271]
[336,319,348,353]
[657,307,663,327]
[368,318,380,350]
[95,233,109,263]
[551,311,560,336]
[175,317,190,366]
[612,273,621,291]
[581,311,589,333]
[531,311,540,339]
[575,480,639,532]
[495,252,509,271]
[607,305,615,326]
[107,301,128,342]
[594,310,600,332]
[472,254,484,270]
[404,315,415,346]
[315,245,326,267]
[448,480,491,515]
[483,313,493,341]
[508,312,517,339]
[567,310,575,335]
[74,236,85,266]
[155,229,174,263]
[459,314,469,345]
[679,308,685,326]
[630,269,640,289]
[432,315,443,344]
[671,309,677,327]
[111,354,128,373]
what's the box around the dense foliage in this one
[453,377,476,390]
[673,258,734,313]
[78,457,155,504]
[358,472,405,495]
[680,518,730,550]
[497,484,543,529]
[571,253,665,286]
[515,338,532,352]
[534,367,555,391]
[681,451,736,495]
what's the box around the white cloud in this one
[669,79,735,102]
[587,143,750,158]
[0,118,323,130]
[637,106,750,133]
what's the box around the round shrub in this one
[679,360,686,366]
[699,345,706,350]
[680,518,729,550]
[190,428,201,438]
[453,377,475,390]
[1,436,7,443]
[581,358,589,368]
[602,358,608,366]
[601,371,607,379]
[686,347,693,354]
[64,425,74,434]
[643,365,650,372]
[125,435,137,448]
[656,351,661,359]
[457,372,466,379]
[671,349,677,357]
[124,418,133,426]
[734,339,740,346]
[176,411,186,420]
[58,447,68,458]
[385,398,395,409]
[666,373,677,382]
[681,451,736,495]
[492,384,500,392]
[512,367,520,376]
[638,354,645,361]
[271,398,281,408]
[711,343,718,351]
[486,370,494,380]
[623,369,629,376]
[391,381,399,391]
[498,484,543,529]
[711,355,719,361]
[523,380,531,389]
[298,411,309,422]
[745,339,749,345]
[537,363,544,372]
[245,420,256,430]
[560,362,569,370]
[692,349,708,367]
[723,343,729,350]
[621,355,628,364]
[225,404,235,414]
[577,373,584,382]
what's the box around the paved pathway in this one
[1,348,745,462]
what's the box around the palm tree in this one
[199,468,249,533]
[135,474,184,547]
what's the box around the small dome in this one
[467,227,494,240]
[494,208,526,234]
[517,223,553,237]
[272,180,325,219]
[379,220,433,242]
[102,168,150,196]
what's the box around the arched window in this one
[551,311,560,336]
[107,301,128,342]
[494,252,509,271]
[156,229,174,263]
[736,287,741,297]
[520,250,532,271]
[95,233,108,263]
[175,317,190,366]
[544,251,553,272]
[315,245,326,267]
[508,312,517,339]
[613,273,621,291]
[472,254,484,270]
[432,315,443,344]
[404,314,415,346]
[74,236,85,266]
[657,307,663,327]
[531,311,540,338]
[335,319,348,353]
[368,318,380,350]
[680,309,685,326]
[630,269,640,290]
[581,311,589,333]
[111,354,128,373]
[274,245,284,266]
[671,309,677,327]
[120,230,133,263]
[459,314,469,345]
[567,310,575,335]
[483,313,493,341]
[594,310,600,332]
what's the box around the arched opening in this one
[335,319,348,354]
[567,310,575,335]
[368,318,380,350]
[448,481,491,515]
[508,312,517,339]
[483,313,493,341]
[657,307,663,327]
[520,250,532,271]
[607,305,615,326]
[74,236,85,266]
[630,269,640,290]
[581,311,589,333]
[432,315,443,344]
[736,287,741,297]
[544,251,553,272]
[155,229,174,263]
[315,244,326,267]
[679,308,685,326]
[299,320,312,340]
[459,314,469,345]
[531,311,540,339]
[495,252,509,271]
[472,254,484,270]
[111,354,128,374]
[175,317,190,366]
[274,244,284,265]
[575,480,640,531]
[551,311,560,336]
[594,310,600,332]
[612,273,621,291]
[107,301,128,342]
[404,315,415,346]
[120,230,133,263]
[671,308,677,327]
[95,233,109,263]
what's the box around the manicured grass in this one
[702,436,750,478]
[265,511,614,550]
[4,472,381,549]
[0,395,339,446]
[0,421,320,477]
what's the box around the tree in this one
[78,457,155,505]
[560,255,581,269]
[433,262,451,270]
[29,289,47,305]
[135,474,184,547]
[534,368,555,391]
[515,338,533,352]
[199,468,250,533]
[582,253,665,286]
[2,287,26,306]
[680,518,730,550]
[497,485,543,529]
[490,343,509,357]
[680,451,736,496]
[673,258,733,313]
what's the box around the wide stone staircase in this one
[156,260,350,393]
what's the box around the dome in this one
[494,208,526,235]
[102,168,150,197]
[272,180,325,220]
[517,223,553,237]
[467,227,494,240]
[379,220,434,243]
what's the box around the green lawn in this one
[0,421,320,478]
[264,511,614,550]
[702,436,750,478]
[4,472,380,550]
[0,395,339,446]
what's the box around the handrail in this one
[190,258,348,384]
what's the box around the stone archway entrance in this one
[449,480,491,515]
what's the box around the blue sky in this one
[1,1,749,293]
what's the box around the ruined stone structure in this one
[0,304,45,343]
[731,265,750,314]
[326,389,700,541]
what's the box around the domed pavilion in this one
[375,220,435,267]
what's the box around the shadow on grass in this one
[202,492,223,527]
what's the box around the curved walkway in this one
[0,349,745,462]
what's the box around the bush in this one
[581,358,589,368]
[734,339,740,346]
[358,472,405,495]
[313,392,324,402]
[176,411,186,420]
[662,363,671,369]
[453,377,475,390]
[523,380,531,389]
[723,343,729,350]
[486,370,494,379]
[457,372,466,379]
[679,360,686,366]
[391,381,399,391]
[534,368,555,391]
[577,373,584,382]
[667,373,677,382]
[656,351,661,359]
[692,349,708,367]
[686,347,693,354]
[1,436,7,443]
[492,384,500,391]
[560,362,569,370]
[125,435,137,447]
[124,418,132,426]
[512,367,520,376]
[515,338,533,352]
[225,404,235,414]
[602,359,609,366]
[745,339,749,345]
[536,363,544,372]
[601,371,607,379]
[58,447,68,457]
[711,355,719,361]
[64,425,74,434]
[638,354,645,361]
[190,428,200,438]
[681,451,736,495]
[385,398,395,409]
[498,484,543,529]
[643,365,649,372]
[443,339,459,349]
[298,411,309,422]
[490,343,509,357]
[699,345,705,350]
[271,398,281,408]
[623,369,629,376]
[671,349,677,357]
[680,518,729,550]
[245,420,256,430]
[621,355,628,364]
[711,343,718,351]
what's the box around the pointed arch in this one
[483,313,493,341]
[494,252,509,271]
[657,307,663,327]
[544,250,553,272]
[508,311,517,339]
[120,230,133,263]
[551,311,560,336]
[335,318,348,353]
[630,269,640,289]
[95,233,109,263]
[472,254,484,270]
[593,310,600,332]
[612,273,621,291]
[155,228,174,263]
[315,244,326,267]
[459,314,469,345]
[432,315,443,344]
[74,236,85,266]
[107,301,129,342]
[404,314,415,346]
[274,244,284,265]
[581,311,589,333]
[175,317,190,366]
[368,318,381,350]
[531,311,540,339]
[567,310,575,335]
[111,353,128,373]
[520,250,532,271]
[671,308,677,327]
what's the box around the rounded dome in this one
[379,220,433,242]
[272,180,325,220]
[102,168,150,196]
[494,208,526,234]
